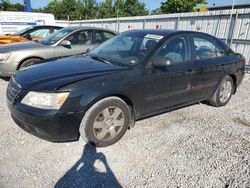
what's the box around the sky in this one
[11,0,250,10]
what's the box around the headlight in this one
[21,91,69,110]
[0,53,11,63]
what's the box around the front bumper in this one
[0,62,17,77]
[8,102,84,142]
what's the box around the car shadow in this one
[55,144,122,188]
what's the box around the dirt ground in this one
[0,75,249,188]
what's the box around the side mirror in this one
[152,56,173,68]
[59,40,71,48]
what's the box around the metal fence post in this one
[176,16,180,30]
[143,18,146,29]
[230,11,238,47]
[117,19,120,33]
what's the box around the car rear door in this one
[190,34,227,100]
[54,29,94,58]
[93,30,116,44]
[142,34,195,116]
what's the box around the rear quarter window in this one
[193,35,225,60]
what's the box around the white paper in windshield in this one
[145,34,164,40]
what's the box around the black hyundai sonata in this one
[7,29,245,147]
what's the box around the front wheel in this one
[19,58,42,69]
[208,76,234,107]
[79,97,131,147]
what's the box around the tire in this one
[79,97,131,147]
[208,76,234,107]
[19,58,42,69]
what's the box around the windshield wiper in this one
[90,55,111,64]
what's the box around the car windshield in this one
[89,32,164,66]
[40,28,74,45]
[11,26,33,36]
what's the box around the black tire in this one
[79,97,131,147]
[19,58,42,69]
[208,76,234,107]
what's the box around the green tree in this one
[98,0,113,18]
[84,0,98,19]
[0,0,24,11]
[150,8,162,15]
[43,0,88,20]
[123,0,148,17]
[43,0,64,19]
[40,0,149,20]
[160,0,207,13]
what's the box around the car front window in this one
[154,36,190,64]
[29,29,51,38]
[40,28,74,45]
[89,32,164,66]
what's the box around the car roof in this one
[64,26,118,34]
[32,25,63,29]
[123,29,211,37]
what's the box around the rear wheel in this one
[79,97,131,147]
[19,58,42,69]
[208,76,234,107]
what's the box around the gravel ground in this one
[0,75,250,188]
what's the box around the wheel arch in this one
[83,93,136,123]
[228,73,237,94]
[17,56,44,70]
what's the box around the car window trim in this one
[190,33,226,62]
[93,30,116,44]
[146,34,191,68]
[62,29,93,46]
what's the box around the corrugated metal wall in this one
[55,8,250,65]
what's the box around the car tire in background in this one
[209,76,235,107]
[19,58,42,69]
[79,97,131,147]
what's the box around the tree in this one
[160,0,207,14]
[98,0,113,18]
[43,0,89,20]
[150,8,162,15]
[84,0,98,19]
[0,0,149,20]
[43,0,64,19]
[123,0,148,17]
[0,0,24,11]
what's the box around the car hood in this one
[0,41,44,52]
[14,55,129,91]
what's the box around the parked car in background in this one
[0,25,62,45]
[7,30,245,147]
[0,27,117,77]
[0,11,56,35]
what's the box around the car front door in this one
[142,34,195,116]
[54,29,94,58]
[191,34,227,100]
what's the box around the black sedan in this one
[7,30,245,147]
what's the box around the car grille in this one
[6,77,21,103]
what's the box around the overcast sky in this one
[11,0,250,9]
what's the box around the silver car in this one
[0,27,117,77]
